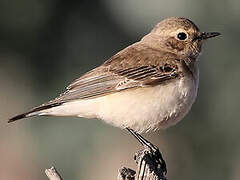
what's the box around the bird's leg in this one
[126,128,167,174]
[126,128,158,151]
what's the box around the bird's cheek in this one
[165,38,185,52]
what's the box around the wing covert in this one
[48,44,181,104]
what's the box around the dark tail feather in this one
[8,102,63,123]
[8,112,30,123]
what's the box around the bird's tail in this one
[8,102,62,123]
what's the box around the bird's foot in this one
[126,128,167,175]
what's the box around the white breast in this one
[97,75,198,132]
[44,74,198,133]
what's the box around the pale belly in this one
[44,75,198,133]
[97,76,198,132]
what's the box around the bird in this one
[9,17,220,156]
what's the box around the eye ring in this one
[177,32,188,41]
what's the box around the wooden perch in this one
[45,167,62,180]
[44,146,167,180]
[118,147,167,180]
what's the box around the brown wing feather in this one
[51,44,181,103]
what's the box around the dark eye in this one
[177,32,187,40]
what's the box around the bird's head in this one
[142,17,220,59]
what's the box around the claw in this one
[126,128,167,174]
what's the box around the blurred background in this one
[0,0,239,179]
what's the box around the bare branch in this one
[118,167,136,180]
[45,166,63,180]
[118,147,167,180]
[44,144,167,180]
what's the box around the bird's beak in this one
[201,32,221,40]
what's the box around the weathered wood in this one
[44,146,167,180]
[45,166,62,180]
[118,167,136,180]
[118,147,167,180]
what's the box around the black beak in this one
[201,32,221,40]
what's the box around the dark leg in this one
[126,128,158,152]
[126,128,167,174]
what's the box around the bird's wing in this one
[50,44,181,103]
[54,65,178,102]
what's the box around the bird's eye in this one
[177,32,188,40]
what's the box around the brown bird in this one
[9,17,220,170]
